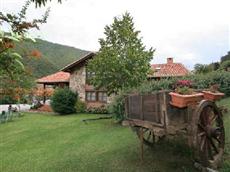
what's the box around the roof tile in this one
[150,63,189,77]
[37,71,70,83]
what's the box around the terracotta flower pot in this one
[169,92,204,108]
[202,91,225,101]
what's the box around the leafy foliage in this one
[0,1,50,34]
[0,51,24,79]
[193,63,212,74]
[88,12,154,95]
[174,80,193,95]
[51,88,78,114]
[85,106,109,114]
[221,51,230,63]
[0,34,36,104]
[75,99,87,113]
[110,70,230,121]
[139,71,230,96]
[0,96,17,104]
[31,0,62,7]
[186,71,230,96]
[220,60,230,71]
[136,79,176,94]
[108,92,127,122]
[0,0,50,100]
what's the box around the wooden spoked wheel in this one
[194,100,225,169]
[131,127,155,146]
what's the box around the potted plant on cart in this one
[202,84,225,101]
[169,80,204,108]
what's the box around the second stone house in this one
[61,52,111,108]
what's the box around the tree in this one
[0,1,50,104]
[220,60,230,71]
[193,63,212,74]
[0,1,50,74]
[221,51,230,63]
[209,62,220,71]
[87,13,154,95]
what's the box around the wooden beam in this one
[43,84,46,104]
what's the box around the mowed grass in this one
[0,97,229,172]
[218,97,230,172]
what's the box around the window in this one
[86,92,96,101]
[85,91,107,102]
[98,92,107,102]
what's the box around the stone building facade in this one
[69,65,86,101]
[62,52,112,108]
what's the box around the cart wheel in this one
[193,100,225,169]
[131,127,155,146]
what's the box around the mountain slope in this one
[15,39,89,78]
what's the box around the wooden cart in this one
[123,91,225,170]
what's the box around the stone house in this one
[61,52,111,108]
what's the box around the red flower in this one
[176,80,192,88]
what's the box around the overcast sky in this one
[1,0,230,69]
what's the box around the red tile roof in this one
[37,71,70,84]
[150,59,189,78]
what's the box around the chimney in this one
[167,57,173,64]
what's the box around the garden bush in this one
[220,60,230,71]
[136,78,176,93]
[184,71,230,96]
[50,88,78,114]
[75,99,86,113]
[108,71,230,122]
[0,95,17,104]
[108,92,127,122]
[85,105,108,114]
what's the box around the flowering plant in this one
[175,80,193,95]
[176,80,192,88]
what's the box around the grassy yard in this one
[0,98,229,172]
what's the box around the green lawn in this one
[0,98,229,172]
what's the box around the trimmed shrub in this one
[75,99,86,113]
[85,105,108,114]
[51,88,78,114]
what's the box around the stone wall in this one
[69,65,113,107]
[69,66,86,101]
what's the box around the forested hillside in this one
[15,39,89,78]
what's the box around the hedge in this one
[109,70,230,121]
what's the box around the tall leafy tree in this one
[88,13,154,95]
[0,0,50,71]
[193,63,213,74]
